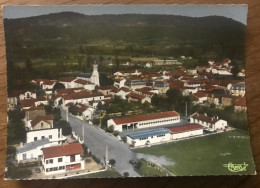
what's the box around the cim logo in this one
[223,162,248,172]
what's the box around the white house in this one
[31,79,56,90]
[73,79,95,91]
[126,128,171,147]
[82,107,95,120]
[59,77,77,88]
[126,92,151,103]
[230,82,245,97]
[193,91,208,104]
[26,128,66,145]
[116,87,130,99]
[114,70,141,77]
[190,113,227,131]
[41,143,84,175]
[107,111,180,132]
[27,115,54,130]
[34,97,49,107]
[62,91,105,107]
[19,90,37,100]
[16,138,51,163]
[113,78,126,88]
[167,123,204,140]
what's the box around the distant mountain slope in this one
[4,12,246,59]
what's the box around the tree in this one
[7,109,26,144]
[99,55,104,66]
[115,55,119,71]
[25,58,33,73]
[96,101,103,111]
[69,105,78,116]
[121,136,127,143]
[86,54,92,70]
[151,93,159,106]
[231,63,240,77]
[52,82,65,93]
[109,159,116,166]
[44,104,53,115]
[59,120,72,136]
[106,125,114,133]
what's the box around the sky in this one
[3,5,248,25]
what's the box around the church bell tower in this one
[90,62,100,86]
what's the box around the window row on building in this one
[46,166,65,172]
[139,118,179,126]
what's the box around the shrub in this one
[109,159,116,166]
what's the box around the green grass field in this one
[137,160,167,177]
[135,129,256,176]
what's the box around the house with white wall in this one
[41,143,84,175]
[19,90,37,100]
[190,113,227,131]
[16,138,52,163]
[59,77,77,88]
[26,128,66,145]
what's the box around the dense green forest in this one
[4,12,245,59]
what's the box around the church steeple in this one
[90,61,100,86]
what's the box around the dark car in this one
[35,168,41,173]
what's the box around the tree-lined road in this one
[60,108,140,177]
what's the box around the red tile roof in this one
[126,92,145,100]
[20,99,37,108]
[42,143,83,159]
[235,97,246,107]
[194,91,208,98]
[32,79,56,85]
[59,77,76,82]
[167,123,203,134]
[191,113,218,124]
[63,91,103,100]
[56,88,84,96]
[119,87,130,92]
[77,104,88,113]
[112,111,179,125]
[24,106,45,111]
[135,87,152,93]
[31,115,54,127]
[118,70,138,74]
[74,79,93,85]
[98,85,116,90]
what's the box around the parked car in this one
[35,168,41,173]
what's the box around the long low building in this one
[126,128,171,147]
[167,123,204,140]
[107,111,180,132]
[126,123,204,147]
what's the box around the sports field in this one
[135,129,256,176]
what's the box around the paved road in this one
[60,108,140,177]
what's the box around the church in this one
[77,63,100,86]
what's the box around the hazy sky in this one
[3,5,248,25]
